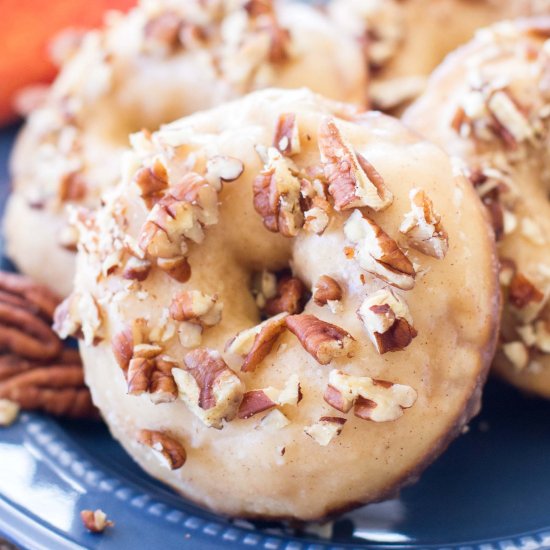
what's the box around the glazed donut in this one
[329,0,550,111]
[404,19,550,397]
[54,88,500,520]
[5,0,368,297]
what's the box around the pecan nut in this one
[0,271,63,360]
[253,147,304,236]
[304,416,346,446]
[172,349,244,428]
[226,312,288,372]
[313,275,343,307]
[0,349,98,419]
[263,276,305,316]
[324,370,417,422]
[133,158,169,209]
[344,209,415,290]
[137,429,187,470]
[357,288,417,354]
[238,374,301,418]
[81,509,114,533]
[399,188,448,259]
[319,118,393,211]
[169,290,223,327]
[273,113,301,156]
[285,314,354,365]
[508,272,544,309]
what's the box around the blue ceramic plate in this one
[1,124,550,550]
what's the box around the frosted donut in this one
[404,19,550,397]
[54,88,500,520]
[5,0,368,297]
[329,0,550,111]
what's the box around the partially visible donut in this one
[329,0,550,111]
[404,19,550,397]
[5,0,368,297]
[55,88,500,520]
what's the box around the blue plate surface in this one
[1,124,550,550]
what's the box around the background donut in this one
[55,88,500,520]
[404,18,550,397]
[329,0,550,112]
[6,0,368,297]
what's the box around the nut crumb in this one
[80,509,114,533]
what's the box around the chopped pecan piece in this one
[172,349,244,429]
[143,11,183,53]
[112,322,144,372]
[127,355,177,403]
[274,113,300,156]
[81,509,114,533]
[319,118,393,211]
[487,90,535,147]
[499,258,517,287]
[244,0,273,17]
[58,172,87,202]
[133,158,169,208]
[206,156,244,190]
[357,288,417,354]
[251,269,278,308]
[138,429,186,470]
[253,147,304,236]
[157,256,191,283]
[0,399,19,426]
[127,357,155,396]
[521,217,546,246]
[286,314,354,365]
[177,321,203,349]
[262,18,291,64]
[54,291,103,346]
[226,313,288,372]
[264,276,305,316]
[304,416,346,446]
[303,196,331,235]
[238,374,301,419]
[113,321,177,404]
[169,290,222,327]
[400,188,448,259]
[502,341,529,371]
[138,172,219,265]
[313,275,343,306]
[123,256,152,281]
[344,209,415,290]
[509,273,544,309]
[238,390,277,419]
[257,408,290,430]
[324,370,417,422]
[519,320,550,354]
[149,356,179,403]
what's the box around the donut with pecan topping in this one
[404,18,550,398]
[329,0,550,112]
[5,0,368,297]
[60,88,499,520]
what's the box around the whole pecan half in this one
[0,271,97,420]
[0,271,63,360]
[0,349,98,419]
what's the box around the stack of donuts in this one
[6,0,550,521]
